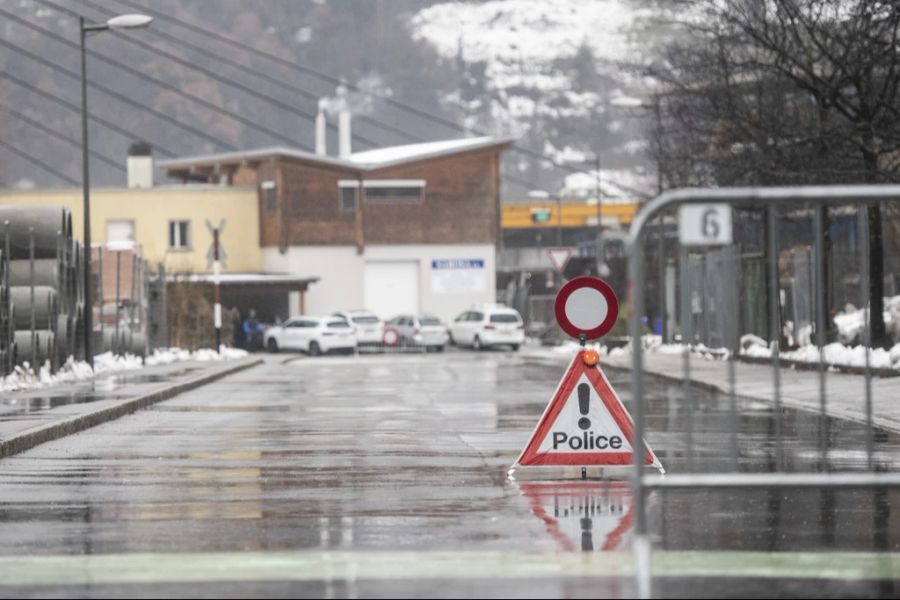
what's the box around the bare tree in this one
[651,0,900,347]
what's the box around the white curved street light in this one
[105,14,154,29]
[80,13,152,368]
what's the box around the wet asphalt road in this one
[0,351,899,598]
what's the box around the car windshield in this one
[490,313,520,323]
[327,321,351,328]
[351,315,380,324]
[419,317,442,326]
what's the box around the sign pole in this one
[511,276,663,480]
[213,227,222,352]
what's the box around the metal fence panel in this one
[626,185,900,598]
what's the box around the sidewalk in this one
[0,355,261,458]
[522,348,900,434]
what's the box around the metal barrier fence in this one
[626,186,900,598]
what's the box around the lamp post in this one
[591,153,603,275]
[562,153,607,277]
[80,13,152,367]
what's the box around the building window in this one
[338,181,359,212]
[168,220,191,250]
[363,180,425,203]
[261,180,277,212]
[107,220,135,243]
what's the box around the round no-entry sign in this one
[554,276,619,340]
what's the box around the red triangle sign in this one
[547,247,572,273]
[513,351,664,472]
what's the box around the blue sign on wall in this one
[431,259,485,270]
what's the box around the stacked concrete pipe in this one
[0,205,156,376]
[0,205,76,373]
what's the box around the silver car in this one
[385,314,450,352]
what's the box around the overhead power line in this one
[0,138,79,185]
[118,0,467,130]
[0,35,238,152]
[24,0,622,194]
[76,0,420,145]
[104,0,647,195]
[33,0,379,150]
[109,0,467,135]
[0,71,178,157]
[0,103,125,172]
[0,7,310,150]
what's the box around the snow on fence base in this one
[540,334,900,377]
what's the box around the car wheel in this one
[309,341,322,357]
[267,338,279,353]
[473,335,483,351]
[435,345,445,353]
[511,344,520,352]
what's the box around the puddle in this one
[0,393,130,419]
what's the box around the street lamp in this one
[561,152,608,277]
[80,14,152,368]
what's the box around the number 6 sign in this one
[678,204,733,246]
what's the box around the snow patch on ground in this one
[1,347,248,392]
[144,347,249,366]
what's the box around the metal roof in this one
[160,136,515,174]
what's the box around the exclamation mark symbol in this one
[578,383,591,430]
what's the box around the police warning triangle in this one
[513,351,663,471]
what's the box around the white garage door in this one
[364,261,419,320]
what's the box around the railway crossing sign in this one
[554,276,618,340]
[511,350,664,472]
[205,218,228,269]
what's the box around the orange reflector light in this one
[582,349,600,367]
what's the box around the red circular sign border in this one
[383,327,401,347]
[554,276,619,340]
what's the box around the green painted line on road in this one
[0,550,897,586]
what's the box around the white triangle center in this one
[537,374,633,454]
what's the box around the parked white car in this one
[449,305,525,351]
[265,316,357,356]
[385,314,450,351]
[333,310,385,347]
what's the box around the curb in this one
[521,351,900,434]
[0,356,263,459]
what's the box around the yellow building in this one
[0,185,261,274]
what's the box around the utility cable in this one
[0,71,178,157]
[0,102,125,172]
[0,7,310,150]
[0,138,79,185]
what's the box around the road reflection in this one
[516,480,640,552]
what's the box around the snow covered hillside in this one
[410,0,681,194]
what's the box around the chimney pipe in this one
[337,84,352,158]
[127,141,153,188]
[315,99,327,156]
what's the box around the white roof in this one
[161,136,513,173]
[348,137,500,167]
